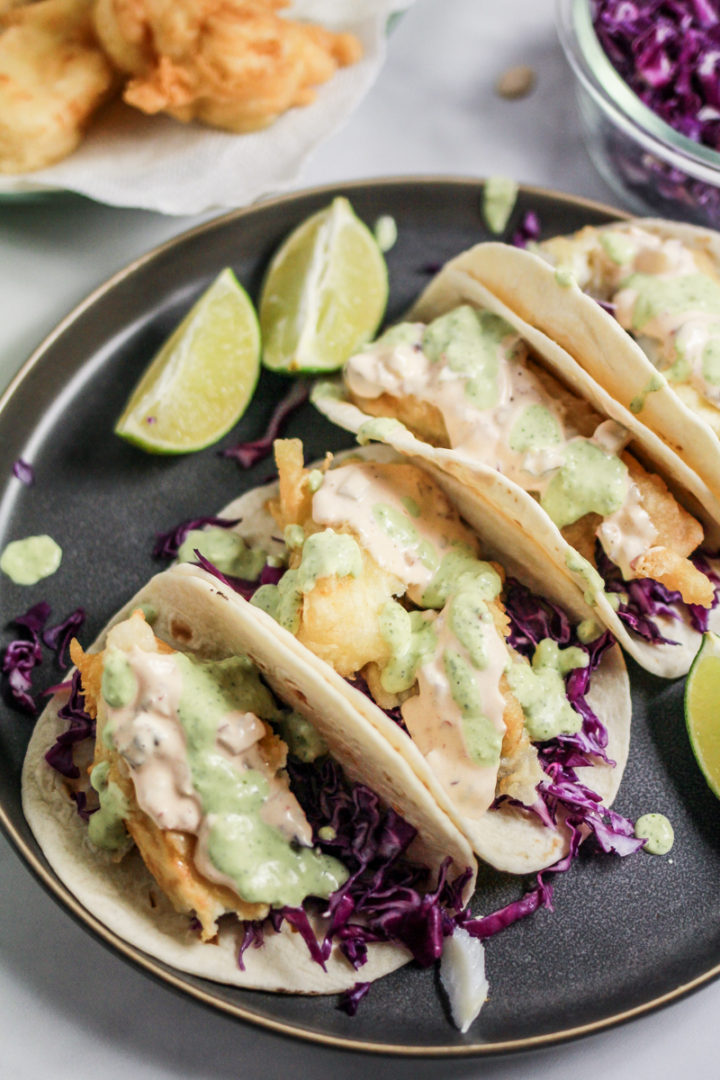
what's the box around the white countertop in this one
[1,1,717,1076]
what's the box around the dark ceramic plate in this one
[1,177,718,1056]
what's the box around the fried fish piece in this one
[93,0,363,133]
[0,0,117,173]
[70,618,272,940]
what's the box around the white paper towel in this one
[0,1,409,214]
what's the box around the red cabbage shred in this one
[592,0,720,224]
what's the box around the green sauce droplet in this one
[635,812,674,855]
[0,534,62,585]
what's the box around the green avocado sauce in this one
[422,306,517,411]
[443,571,510,769]
[506,638,588,742]
[177,527,266,580]
[373,502,439,572]
[421,545,502,610]
[378,601,438,694]
[251,529,363,633]
[88,761,130,851]
[174,653,347,906]
[600,231,636,266]
[101,648,138,709]
[444,648,504,767]
[357,416,407,444]
[277,711,328,763]
[555,267,575,288]
[509,403,562,452]
[540,439,628,529]
[702,332,720,386]
[635,812,674,855]
[624,272,720,332]
[0,534,62,586]
[482,175,518,234]
[629,374,664,414]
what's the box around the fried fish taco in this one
[179,441,633,879]
[22,563,477,996]
[473,219,720,505]
[311,252,720,678]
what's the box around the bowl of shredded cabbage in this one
[556,0,720,227]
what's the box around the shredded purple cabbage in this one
[43,608,86,669]
[285,757,465,970]
[596,544,720,642]
[511,209,542,248]
[220,380,309,469]
[338,981,371,1016]
[190,550,282,600]
[592,0,720,225]
[44,669,95,779]
[152,516,241,560]
[593,0,720,150]
[2,603,87,714]
[2,601,50,713]
[12,459,35,485]
[503,578,644,865]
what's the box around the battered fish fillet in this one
[69,624,272,940]
[93,0,363,133]
[0,0,117,173]
[268,439,543,801]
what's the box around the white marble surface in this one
[1,1,718,1076]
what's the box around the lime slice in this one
[115,268,261,454]
[685,630,720,798]
[259,196,388,374]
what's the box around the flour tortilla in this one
[312,256,720,678]
[22,563,477,994]
[452,222,720,507]
[210,447,631,875]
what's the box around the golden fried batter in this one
[0,0,117,173]
[93,0,363,132]
[71,617,272,939]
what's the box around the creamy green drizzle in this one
[625,272,720,332]
[0,534,62,585]
[600,232,636,265]
[540,439,628,529]
[482,175,518,234]
[88,761,130,851]
[357,416,407,444]
[177,528,266,580]
[251,529,363,632]
[101,648,138,710]
[378,602,437,693]
[173,653,347,905]
[629,374,664,414]
[422,306,515,410]
[277,711,328,763]
[506,639,587,741]
[373,502,439,572]
[509,403,562,452]
[444,648,503,766]
[421,545,501,610]
[373,214,398,252]
[635,812,674,855]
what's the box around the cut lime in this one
[259,196,388,374]
[685,630,720,798]
[115,268,261,454]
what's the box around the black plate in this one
[2,177,718,1056]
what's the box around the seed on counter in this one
[495,65,536,100]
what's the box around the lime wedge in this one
[259,196,388,374]
[685,630,720,798]
[115,268,261,454]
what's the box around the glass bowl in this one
[556,0,720,228]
